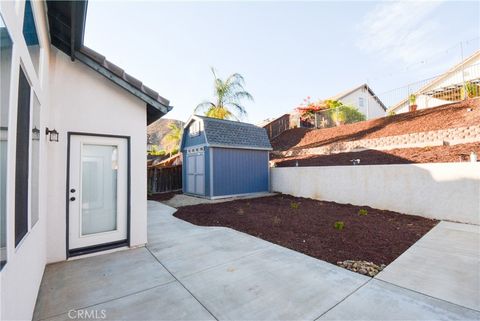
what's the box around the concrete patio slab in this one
[376,221,480,311]
[33,248,175,320]
[147,199,274,277]
[34,201,480,321]
[147,203,215,245]
[45,282,215,321]
[414,221,480,257]
[148,228,272,277]
[318,279,480,321]
[178,245,369,320]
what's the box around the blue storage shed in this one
[180,115,272,199]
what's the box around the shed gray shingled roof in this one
[198,116,272,150]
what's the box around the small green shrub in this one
[329,105,366,125]
[358,209,368,216]
[148,145,166,156]
[463,81,480,98]
[290,202,300,210]
[334,221,345,230]
[387,110,396,116]
[409,94,416,105]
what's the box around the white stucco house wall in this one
[0,1,171,320]
[329,84,387,119]
[390,50,480,114]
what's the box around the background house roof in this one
[186,116,272,150]
[46,0,171,124]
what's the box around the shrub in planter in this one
[463,81,480,99]
[409,94,417,112]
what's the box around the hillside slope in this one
[147,118,184,149]
[271,98,480,151]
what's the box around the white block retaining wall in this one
[271,163,480,225]
[276,125,480,157]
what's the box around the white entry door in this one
[68,135,128,251]
[186,148,205,195]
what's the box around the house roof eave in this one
[46,0,172,124]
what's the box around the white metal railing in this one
[376,63,480,113]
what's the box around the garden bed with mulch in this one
[271,142,480,167]
[174,194,438,271]
[272,98,480,151]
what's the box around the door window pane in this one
[31,93,40,227]
[15,68,31,246]
[0,14,13,267]
[81,144,118,235]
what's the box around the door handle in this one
[70,197,76,201]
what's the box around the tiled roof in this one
[78,46,171,110]
[198,116,272,150]
[46,0,171,124]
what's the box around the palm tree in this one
[195,68,253,120]
[162,122,182,156]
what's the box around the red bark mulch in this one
[271,98,480,151]
[272,142,480,167]
[174,194,438,266]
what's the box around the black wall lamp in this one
[45,127,59,142]
[32,126,40,141]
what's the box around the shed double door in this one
[186,148,205,195]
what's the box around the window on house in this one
[31,94,40,227]
[358,97,365,108]
[0,14,13,268]
[189,121,200,137]
[23,0,41,75]
[15,67,31,247]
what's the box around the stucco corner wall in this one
[46,48,148,263]
[271,163,480,225]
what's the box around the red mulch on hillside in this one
[271,142,480,167]
[174,194,438,266]
[271,98,480,151]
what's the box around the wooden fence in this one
[263,114,291,140]
[147,165,182,194]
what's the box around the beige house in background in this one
[389,50,480,114]
[328,83,387,119]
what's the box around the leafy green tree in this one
[195,68,253,120]
[162,122,183,156]
[148,145,166,156]
[326,101,366,125]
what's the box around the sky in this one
[84,1,480,124]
